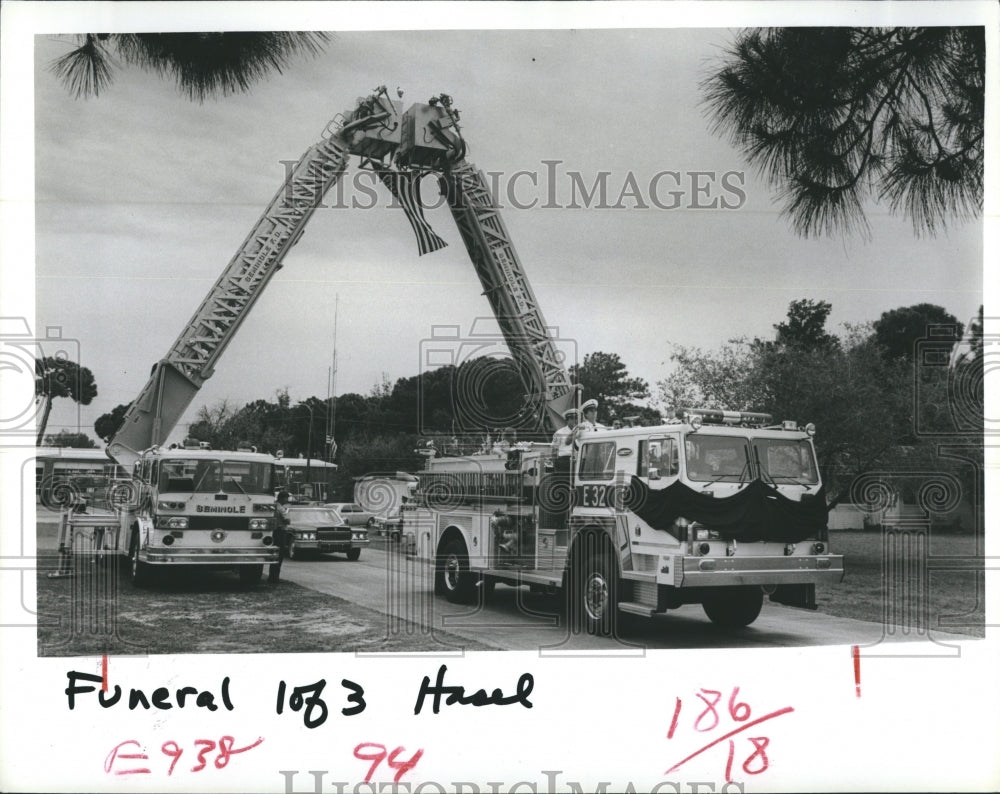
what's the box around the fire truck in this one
[119,444,281,586]
[408,409,843,634]
[50,440,283,585]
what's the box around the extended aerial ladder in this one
[108,88,576,469]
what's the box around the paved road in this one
[280,543,974,654]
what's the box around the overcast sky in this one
[28,23,985,445]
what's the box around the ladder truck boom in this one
[108,89,574,468]
[108,112,374,468]
[441,161,577,428]
[390,93,578,429]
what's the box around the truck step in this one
[618,601,657,617]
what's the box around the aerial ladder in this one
[108,88,576,469]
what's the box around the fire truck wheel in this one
[437,539,476,604]
[128,530,150,588]
[268,562,282,584]
[570,542,618,637]
[346,548,361,561]
[702,586,764,628]
[239,564,263,586]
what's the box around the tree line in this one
[661,300,982,524]
[89,352,655,500]
[78,299,983,517]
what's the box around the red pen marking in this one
[353,743,424,784]
[215,735,264,769]
[852,645,861,697]
[162,741,183,776]
[667,696,683,739]
[101,654,108,692]
[665,706,794,775]
[724,739,735,782]
[104,740,151,776]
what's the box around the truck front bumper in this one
[659,553,845,587]
[142,547,280,565]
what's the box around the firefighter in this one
[551,408,580,456]
[578,399,605,433]
[269,490,291,584]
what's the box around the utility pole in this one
[327,294,339,461]
[302,401,314,489]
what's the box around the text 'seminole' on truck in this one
[407,408,844,634]
[121,445,280,586]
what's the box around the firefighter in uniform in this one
[551,408,580,457]
[578,399,605,433]
[269,490,291,584]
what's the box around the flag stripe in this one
[375,168,448,256]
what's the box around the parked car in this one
[371,512,404,541]
[324,502,375,528]
[284,506,369,561]
[371,502,414,541]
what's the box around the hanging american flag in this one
[374,167,448,256]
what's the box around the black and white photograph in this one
[1,2,997,792]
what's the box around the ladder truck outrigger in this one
[59,86,842,615]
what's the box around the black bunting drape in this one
[624,477,828,543]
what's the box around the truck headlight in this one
[156,516,189,529]
[249,518,271,530]
[157,501,185,510]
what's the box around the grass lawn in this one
[35,552,492,656]
[817,530,985,637]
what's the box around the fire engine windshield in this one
[158,458,274,494]
[752,438,819,485]
[684,435,750,482]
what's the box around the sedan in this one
[324,502,375,528]
[284,506,369,561]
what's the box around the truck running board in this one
[618,601,658,617]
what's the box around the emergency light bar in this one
[676,408,774,427]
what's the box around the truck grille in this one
[317,526,351,543]
[186,516,253,531]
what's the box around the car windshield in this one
[684,435,750,482]
[159,458,274,494]
[290,508,343,525]
[752,438,819,484]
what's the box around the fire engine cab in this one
[121,445,280,586]
[408,408,844,634]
